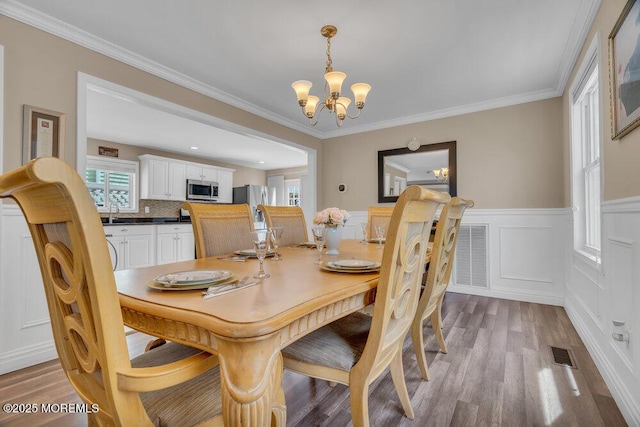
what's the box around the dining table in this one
[116,238,432,426]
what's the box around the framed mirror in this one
[378,141,456,203]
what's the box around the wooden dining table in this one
[116,239,432,426]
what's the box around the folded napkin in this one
[202,279,258,299]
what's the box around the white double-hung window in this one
[570,43,601,261]
[85,155,139,213]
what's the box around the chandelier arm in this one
[306,103,328,126]
[344,107,362,120]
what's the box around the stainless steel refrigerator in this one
[232,185,276,225]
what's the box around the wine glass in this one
[312,225,325,265]
[250,230,270,279]
[269,227,284,261]
[374,224,385,249]
[360,222,369,244]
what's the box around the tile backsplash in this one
[101,200,184,219]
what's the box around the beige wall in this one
[323,98,565,210]
[0,16,322,193]
[563,0,640,202]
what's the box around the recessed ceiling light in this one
[259,161,265,164]
[189,146,199,150]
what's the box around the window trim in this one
[85,155,139,213]
[569,35,602,266]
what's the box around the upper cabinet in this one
[139,155,187,200]
[139,154,234,202]
[186,164,219,182]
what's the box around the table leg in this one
[217,334,286,426]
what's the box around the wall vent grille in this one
[454,224,488,288]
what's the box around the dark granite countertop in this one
[101,217,189,226]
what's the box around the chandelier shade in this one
[292,25,371,127]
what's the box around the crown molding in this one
[319,87,562,139]
[553,0,602,95]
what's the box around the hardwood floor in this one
[0,293,627,426]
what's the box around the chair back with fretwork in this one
[411,196,474,380]
[367,206,394,239]
[183,202,255,258]
[282,186,450,426]
[258,205,309,246]
[0,157,223,426]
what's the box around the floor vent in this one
[551,346,577,369]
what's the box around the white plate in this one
[330,259,379,269]
[154,270,232,287]
[148,276,235,291]
[320,263,380,274]
[234,249,275,257]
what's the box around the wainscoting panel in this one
[0,205,55,374]
[448,208,569,305]
[566,196,640,424]
[499,226,553,283]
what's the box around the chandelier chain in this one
[325,37,333,73]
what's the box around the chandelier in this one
[433,168,449,183]
[292,25,371,127]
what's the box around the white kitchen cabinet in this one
[186,164,218,182]
[217,169,233,203]
[104,225,156,271]
[156,224,195,265]
[139,155,187,200]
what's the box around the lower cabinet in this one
[156,224,196,264]
[105,225,156,271]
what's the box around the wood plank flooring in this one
[0,293,627,426]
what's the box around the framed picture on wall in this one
[609,0,640,139]
[22,105,65,164]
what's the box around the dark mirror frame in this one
[378,140,457,203]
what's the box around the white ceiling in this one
[1,0,600,168]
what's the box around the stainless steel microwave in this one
[186,179,218,201]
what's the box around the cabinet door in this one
[148,159,170,199]
[123,234,155,269]
[168,162,187,200]
[201,167,218,182]
[217,170,233,203]
[156,233,177,265]
[105,235,123,271]
[186,165,203,180]
[176,231,196,262]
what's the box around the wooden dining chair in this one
[411,197,474,381]
[183,201,255,258]
[258,204,309,246]
[0,157,224,426]
[282,186,451,427]
[367,206,394,240]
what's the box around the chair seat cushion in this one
[282,312,372,371]
[132,342,222,427]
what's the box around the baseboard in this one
[447,284,564,306]
[0,341,58,375]
[565,298,640,426]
